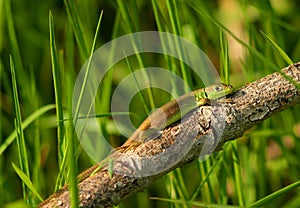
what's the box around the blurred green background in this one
[1,0,300,207]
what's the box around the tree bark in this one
[39,63,300,208]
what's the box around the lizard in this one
[76,83,233,181]
[39,83,233,207]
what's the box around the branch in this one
[39,63,300,208]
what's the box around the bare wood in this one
[39,63,300,208]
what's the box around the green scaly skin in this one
[77,83,233,181]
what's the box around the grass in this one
[1,0,300,207]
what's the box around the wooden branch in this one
[39,63,300,208]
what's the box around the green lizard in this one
[39,83,233,207]
[77,83,233,181]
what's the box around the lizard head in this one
[204,83,233,99]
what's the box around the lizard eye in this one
[215,86,222,91]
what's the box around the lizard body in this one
[77,83,233,181]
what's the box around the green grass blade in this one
[151,0,184,93]
[258,31,300,88]
[231,141,245,206]
[93,11,120,146]
[190,152,225,202]
[73,11,103,127]
[116,0,139,32]
[10,56,30,203]
[5,0,24,75]
[0,104,56,156]
[249,181,300,207]
[28,66,41,196]
[49,11,65,170]
[124,54,150,115]
[151,0,164,32]
[63,0,88,60]
[73,11,104,159]
[260,31,293,65]
[50,9,77,206]
[63,112,133,120]
[54,142,68,192]
[116,0,151,97]
[174,168,189,202]
[219,30,230,84]
[66,121,79,208]
[0,0,3,48]
[12,163,43,202]
[166,0,191,91]
[68,11,103,208]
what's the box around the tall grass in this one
[1,0,300,207]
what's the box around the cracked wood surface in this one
[39,63,300,208]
